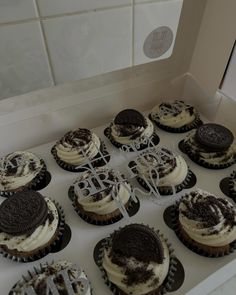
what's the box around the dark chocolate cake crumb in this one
[61,128,92,147]
[123,266,154,286]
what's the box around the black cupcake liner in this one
[180,140,236,169]
[51,141,110,172]
[149,113,203,133]
[9,260,93,295]
[169,203,236,258]
[94,225,183,295]
[228,171,236,202]
[0,200,66,263]
[69,186,140,226]
[0,160,50,198]
[104,127,160,152]
[134,168,196,196]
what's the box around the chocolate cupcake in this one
[0,151,47,197]
[71,167,134,225]
[105,109,159,151]
[0,190,65,262]
[172,190,236,257]
[9,260,92,294]
[51,128,110,172]
[181,123,236,169]
[130,147,192,195]
[150,100,202,133]
[98,224,177,295]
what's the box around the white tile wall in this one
[134,0,183,65]
[37,0,131,16]
[0,0,38,23]
[43,7,132,84]
[0,22,53,99]
[0,0,183,100]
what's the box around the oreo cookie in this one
[114,109,146,127]
[196,123,234,151]
[0,191,48,235]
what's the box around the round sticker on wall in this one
[143,26,174,59]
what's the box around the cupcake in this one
[51,128,110,172]
[9,260,92,294]
[150,100,202,133]
[105,109,159,151]
[0,190,65,262]
[172,189,236,257]
[0,151,47,197]
[99,224,176,295]
[181,123,236,169]
[71,167,134,224]
[130,147,191,195]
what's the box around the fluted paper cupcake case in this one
[70,186,139,226]
[0,200,65,263]
[182,141,236,169]
[170,201,236,258]
[148,113,203,133]
[51,141,110,172]
[228,171,236,202]
[104,127,160,152]
[0,160,48,198]
[96,226,178,295]
[135,168,195,196]
[9,260,93,295]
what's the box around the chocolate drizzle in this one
[111,224,164,264]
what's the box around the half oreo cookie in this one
[114,109,146,127]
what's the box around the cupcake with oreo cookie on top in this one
[0,190,65,262]
[129,147,194,195]
[52,128,110,172]
[0,151,48,197]
[172,189,236,257]
[105,109,159,151]
[98,224,177,295]
[180,123,236,169]
[150,100,202,133]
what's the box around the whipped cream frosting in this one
[74,167,131,215]
[0,198,58,252]
[110,117,154,145]
[151,100,196,128]
[135,148,188,187]
[103,235,169,295]
[55,128,101,166]
[0,151,44,191]
[184,129,236,165]
[179,190,236,247]
[11,261,91,295]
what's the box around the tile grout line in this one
[132,0,135,66]
[34,0,56,85]
[0,4,133,27]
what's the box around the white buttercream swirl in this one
[151,100,196,128]
[0,198,58,252]
[0,151,44,191]
[110,117,154,145]
[184,130,236,165]
[74,167,131,215]
[135,148,188,187]
[102,236,169,295]
[179,190,236,247]
[55,128,101,166]
[11,261,91,295]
